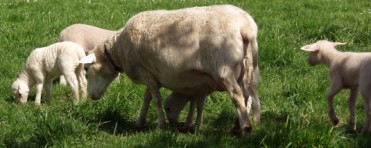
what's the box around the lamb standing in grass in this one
[301,40,371,133]
[11,41,87,105]
[164,64,260,131]
[58,24,118,85]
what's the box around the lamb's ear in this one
[333,42,347,47]
[79,54,96,64]
[300,44,318,52]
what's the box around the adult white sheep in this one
[164,62,260,132]
[80,4,258,134]
[11,41,87,105]
[301,40,371,133]
[58,24,118,85]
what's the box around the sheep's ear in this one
[300,44,318,52]
[79,54,96,64]
[333,42,347,47]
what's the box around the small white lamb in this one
[11,41,87,105]
[301,40,371,133]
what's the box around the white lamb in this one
[58,24,118,85]
[11,41,87,105]
[301,40,371,133]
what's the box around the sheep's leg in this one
[348,88,358,131]
[195,96,206,131]
[135,88,152,129]
[148,86,166,129]
[249,86,260,124]
[184,98,196,129]
[76,64,87,101]
[34,73,45,105]
[219,68,251,135]
[45,78,53,104]
[35,82,43,105]
[64,73,79,105]
[361,95,371,133]
[59,75,67,86]
[327,81,343,126]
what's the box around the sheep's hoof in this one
[331,118,339,126]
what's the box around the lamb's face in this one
[11,80,29,103]
[80,54,119,100]
[164,93,189,124]
[308,51,321,66]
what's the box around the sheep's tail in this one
[240,15,258,85]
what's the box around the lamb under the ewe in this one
[301,40,371,133]
[11,41,87,105]
[80,5,258,135]
[58,24,118,85]
[164,64,260,131]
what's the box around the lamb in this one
[301,40,371,133]
[80,4,258,134]
[11,41,87,105]
[58,24,118,85]
[164,62,260,131]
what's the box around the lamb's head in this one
[79,44,120,100]
[301,40,346,66]
[164,93,189,124]
[11,79,29,103]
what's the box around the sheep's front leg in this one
[35,82,43,105]
[184,98,196,130]
[327,81,343,126]
[348,88,358,131]
[64,73,79,104]
[45,78,53,104]
[195,96,206,131]
[249,87,261,124]
[136,89,152,129]
[148,86,166,129]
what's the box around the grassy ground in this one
[1,0,371,147]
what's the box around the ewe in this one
[58,24,118,85]
[80,5,258,135]
[301,40,371,133]
[11,41,87,105]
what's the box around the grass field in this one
[1,0,371,147]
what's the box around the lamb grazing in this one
[80,4,258,135]
[164,62,260,131]
[301,40,371,133]
[58,24,118,85]
[11,41,87,105]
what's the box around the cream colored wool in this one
[301,40,371,133]
[11,41,87,105]
[80,5,258,134]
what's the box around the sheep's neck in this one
[321,49,343,68]
[18,69,35,88]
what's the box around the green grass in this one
[1,0,371,147]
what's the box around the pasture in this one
[1,0,371,147]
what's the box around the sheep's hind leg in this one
[135,89,152,129]
[347,88,358,131]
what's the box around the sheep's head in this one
[301,40,346,66]
[79,52,119,100]
[11,80,29,103]
[164,93,189,124]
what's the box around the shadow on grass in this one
[94,107,139,135]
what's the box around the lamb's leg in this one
[76,64,87,101]
[184,98,196,129]
[35,82,43,105]
[59,75,67,85]
[194,96,206,131]
[249,87,260,124]
[136,89,152,129]
[45,78,53,104]
[361,95,371,133]
[348,88,358,131]
[64,73,79,105]
[148,85,166,129]
[327,81,343,126]
[34,73,45,105]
